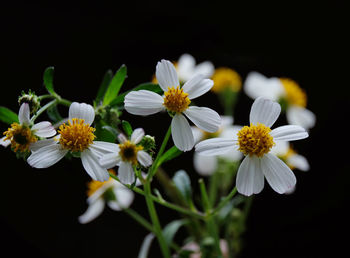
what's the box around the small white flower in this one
[124,59,221,151]
[27,102,116,182]
[78,175,136,224]
[177,53,214,82]
[244,72,316,130]
[192,116,242,176]
[195,97,309,196]
[99,128,153,184]
[0,103,56,152]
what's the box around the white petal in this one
[0,136,11,147]
[184,106,221,133]
[118,162,135,184]
[88,141,119,159]
[107,187,134,211]
[29,138,57,152]
[81,150,110,182]
[118,133,127,143]
[137,150,153,167]
[193,61,214,78]
[87,180,115,204]
[68,102,95,125]
[287,154,310,171]
[177,53,196,81]
[155,59,180,91]
[131,128,145,144]
[99,153,121,168]
[261,153,296,194]
[286,106,316,130]
[250,97,281,127]
[219,148,243,162]
[270,125,308,141]
[244,72,284,101]
[219,125,241,140]
[31,121,56,138]
[236,156,264,196]
[191,126,204,144]
[195,138,237,156]
[171,114,194,152]
[18,103,30,125]
[27,144,67,168]
[270,141,289,156]
[193,152,217,176]
[124,90,165,116]
[78,198,105,224]
[220,116,234,127]
[182,74,213,99]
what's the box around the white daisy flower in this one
[124,59,221,151]
[192,116,242,176]
[78,172,136,224]
[177,53,214,82]
[244,72,316,130]
[0,103,56,153]
[99,128,153,184]
[195,97,309,196]
[27,102,117,182]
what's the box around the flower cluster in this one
[0,54,314,257]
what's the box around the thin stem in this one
[199,179,222,258]
[30,99,57,123]
[210,186,237,216]
[144,181,171,258]
[124,208,153,232]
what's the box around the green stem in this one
[144,181,171,258]
[199,179,222,258]
[124,208,153,232]
[30,99,57,123]
[210,186,237,216]
[148,125,172,180]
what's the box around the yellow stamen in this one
[279,147,297,170]
[211,67,242,93]
[87,169,115,196]
[119,140,143,165]
[237,123,275,157]
[163,86,191,113]
[58,118,95,152]
[280,78,307,107]
[3,123,37,152]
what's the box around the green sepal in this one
[103,64,127,105]
[43,66,55,95]
[0,106,19,124]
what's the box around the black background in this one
[1,2,349,258]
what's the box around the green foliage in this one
[95,69,113,105]
[158,146,182,165]
[43,67,55,95]
[121,120,133,137]
[0,106,19,124]
[46,105,63,124]
[103,65,127,105]
[173,170,192,202]
[162,219,187,245]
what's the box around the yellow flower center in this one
[86,170,115,197]
[119,140,143,165]
[3,123,37,152]
[163,86,191,113]
[237,123,275,157]
[280,78,307,107]
[58,118,95,152]
[211,67,242,93]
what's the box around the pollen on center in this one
[163,86,191,113]
[119,140,143,165]
[237,123,275,157]
[58,118,95,152]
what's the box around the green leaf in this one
[0,106,19,124]
[46,105,63,124]
[95,69,113,105]
[158,146,182,165]
[173,170,192,201]
[138,233,155,258]
[109,83,163,107]
[121,120,132,137]
[103,64,127,105]
[94,120,117,142]
[162,219,187,245]
[43,66,55,95]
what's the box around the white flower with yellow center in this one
[244,72,316,130]
[177,53,214,82]
[27,102,117,182]
[195,97,309,196]
[191,116,242,176]
[99,128,153,184]
[124,59,221,151]
[78,172,136,224]
[0,103,56,153]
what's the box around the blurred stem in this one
[208,171,220,207]
[219,89,238,116]
[124,208,153,232]
[210,186,237,216]
[199,179,222,258]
